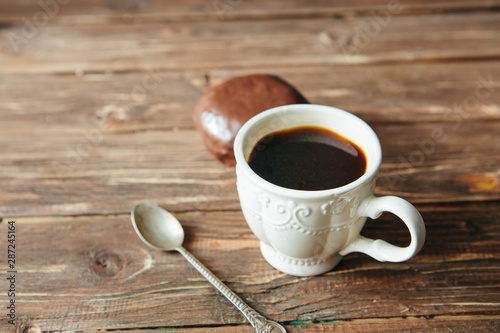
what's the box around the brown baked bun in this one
[193,74,308,166]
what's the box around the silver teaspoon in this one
[131,203,286,333]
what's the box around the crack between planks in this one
[101,322,254,332]
[36,313,500,332]
[2,4,500,27]
[287,313,500,326]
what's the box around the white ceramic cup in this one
[234,104,426,276]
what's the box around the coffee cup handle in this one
[339,196,426,262]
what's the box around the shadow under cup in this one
[233,104,383,276]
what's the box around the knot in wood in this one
[90,251,124,278]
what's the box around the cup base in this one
[260,242,342,276]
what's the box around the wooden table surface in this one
[1,1,500,332]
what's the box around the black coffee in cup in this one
[248,126,366,190]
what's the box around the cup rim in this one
[233,104,382,199]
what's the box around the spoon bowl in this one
[131,203,287,333]
[132,203,184,251]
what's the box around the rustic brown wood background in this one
[1,1,499,332]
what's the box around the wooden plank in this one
[1,0,500,24]
[0,119,499,217]
[0,63,499,216]
[376,120,500,202]
[209,61,500,124]
[1,61,499,126]
[1,12,500,74]
[17,316,500,333]
[4,204,500,331]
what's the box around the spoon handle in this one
[177,246,286,333]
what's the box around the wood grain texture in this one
[1,12,500,74]
[1,0,500,24]
[3,204,500,331]
[0,1,499,332]
[46,316,499,333]
[0,62,499,216]
[1,119,499,217]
